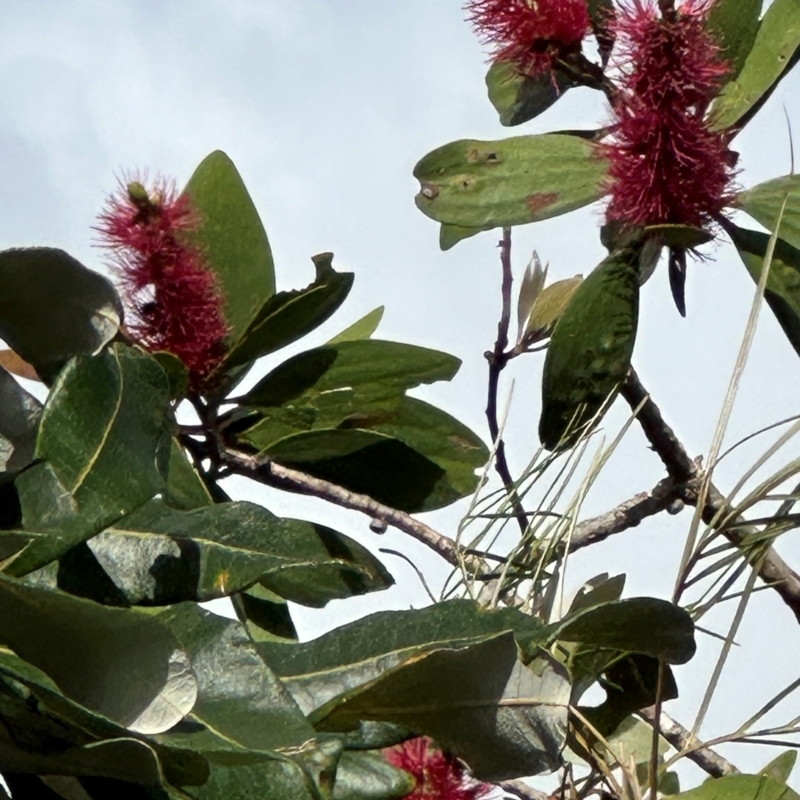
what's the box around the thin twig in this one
[621,368,800,625]
[638,707,739,778]
[378,548,437,603]
[485,227,529,534]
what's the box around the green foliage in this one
[738,174,800,251]
[0,138,711,800]
[0,248,122,383]
[181,150,277,342]
[0,149,514,799]
[7,345,172,577]
[235,339,488,512]
[539,243,640,450]
[761,751,798,784]
[669,774,800,799]
[0,367,41,479]
[711,0,800,130]
[727,223,800,357]
[332,751,416,800]
[327,306,385,344]
[414,133,608,246]
[223,252,354,370]
[485,60,575,127]
[707,0,762,80]
[55,499,392,606]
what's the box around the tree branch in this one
[621,368,800,624]
[565,476,684,556]
[486,227,529,534]
[498,779,551,800]
[639,707,739,779]
[219,446,483,571]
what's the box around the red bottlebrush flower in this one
[604,0,736,230]
[465,0,591,78]
[384,737,491,800]
[96,177,229,384]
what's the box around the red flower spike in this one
[96,177,229,385]
[384,737,491,800]
[465,0,591,78]
[604,0,736,231]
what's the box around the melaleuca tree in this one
[0,2,797,800]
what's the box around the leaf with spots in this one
[414,134,608,243]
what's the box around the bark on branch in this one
[621,368,800,624]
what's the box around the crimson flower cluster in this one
[465,0,591,79]
[604,0,736,230]
[97,178,229,384]
[384,737,490,800]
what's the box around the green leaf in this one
[486,60,575,127]
[568,573,626,615]
[726,223,800,357]
[539,244,640,450]
[524,275,584,343]
[327,307,384,345]
[333,750,415,800]
[240,339,461,409]
[73,499,392,606]
[224,252,354,369]
[578,654,678,737]
[257,599,543,717]
[154,603,314,753]
[7,345,171,576]
[152,351,189,400]
[738,175,800,250]
[669,774,800,799]
[231,583,299,643]
[244,397,488,513]
[191,751,320,800]
[439,223,484,250]
[0,248,122,383]
[163,439,214,511]
[607,716,669,766]
[760,751,798,784]
[181,150,276,343]
[0,574,197,733]
[414,134,608,232]
[314,633,570,782]
[553,598,696,664]
[707,0,763,79]
[0,368,41,477]
[644,224,714,250]
[0,652,113,770]
[711,0,800,130]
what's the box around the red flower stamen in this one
[604,0,736,230]
[96,177,229,385]
[465,0,591,78]
[384,737,491,800]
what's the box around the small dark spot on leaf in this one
[485,151,500,163]
[527,192,559,216]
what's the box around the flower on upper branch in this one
[96,177,229,385]
[604,0,736,232]
[384,737,491,800]
[465,0,591,79]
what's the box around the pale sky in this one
[2,0,799,789]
